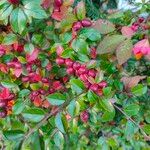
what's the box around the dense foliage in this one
[0,0,150,149]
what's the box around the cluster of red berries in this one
[72,19,92,32]
[56,56,107,96]
[131,17,149,31]
[0,88,15,118]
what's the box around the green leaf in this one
[76,1,86,20]
[54,131,64,148]
[79,28,101,41]
[19,89,30,97]
[131,84,147,96]
[10,8,27,34]
[55,113,66,133]
[24,2,48,19]
[47,93,66,106]
[0,3,13,20]
[102,87,112,97]
[1,81,18,88]
[2,33,17,45]
[87,90,98,103]
[97,35,126,54]
[116,39,133,65]
[99,98,115,113]
[101,111,115,122]
[72,38,89,55]
[143,124,150,135]
[125,121,135,139]
[22,108,45,122]
[70,78,85,94]
[124,104,140,116]
[3,130,24,141]
[24,43,34,54]
[60,32,72,44]
[13,101,25,115]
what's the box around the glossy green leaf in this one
[2,33,17,45]
[70,78,85,94]
[131,84,147,96]
[22,108,45,122]
[47,93,66,106]
[3,130,24,141]
[124,104,140,116]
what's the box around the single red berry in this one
[54,0,63,7]
[98,81,107,88]
[88,69,96,78]
[84,81,91,89]
[0,46,5,57]
[0,100,7,107]
[90,47,97,59]
[90,84,99,92]
[8,0,19,4]
[73,62,81,70]
[80,110,89,123]
[65,58,74,67]
[56,57,65,65]
[42,78,49,83]
[78,66,87,75]
[66,67,74,75]
[32,91,39,97]
[81,19,92,27]
[79,74,88,82]
[53,81,63,90]
[54,5,60,12]
[72,21,83,32]
[39,89,46,95]
[22,77,29,82]
[138,17,144,23]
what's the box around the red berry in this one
[66,67,74,75]
[8,0,19,4]
[54,0,63,7]
[79,74,88,82]
[73,62,81,70]
[22,77,29,82]
[138,17,144,23]
[84,81,91,89]
[98,81,107,88]
[90,84,98,92]
[90,47,97,59]
[78,66,87,75]
[72,21,83,31]
[42,78,49,83]
[0,101,7,107]
[53,81,63,90]
[88,69,96,78]
[54,5,60,12]
[80,110,89,123]
[0,46,5,57]
[65,59,74,67]
[56,57,65,65]
[81,19,92,27]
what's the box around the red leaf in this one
[51,6,68,21]
[14,68,22,78]
[26,48,39,62]
[121,76,146,90]
[0,88,10,99]
[41,0,53,9]
[121,26,135,38]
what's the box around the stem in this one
[113,104,149,138]
[21,92,84,148]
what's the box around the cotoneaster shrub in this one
[0,0,150,149]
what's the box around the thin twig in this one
[113,103,149,138]
[21,92,84,148]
